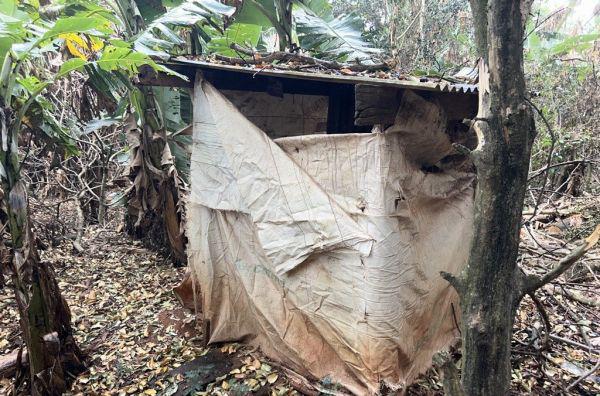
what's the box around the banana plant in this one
[230,0,380,60]
[294,1,381,61]
[0,1,179,393]
[83,0,375,266]
[85,0,235,264]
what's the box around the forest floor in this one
[0,210,301,396]
[0,196,599,395]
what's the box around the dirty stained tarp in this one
[186,77,474,394]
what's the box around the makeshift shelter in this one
[145,60,478,394]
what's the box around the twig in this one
[525,98,556,221]
[523,7,567,41]
[528,159,598,181]
[558,285,593,351]
[523,223,567,257]
[558,287,600,307]
[451,302,461,336]
[565,359,600,392]
[396,8,423,47]
[549,334,600,353]
[73,197,85,254]
[521,209,559,215]
[215,44,389,72]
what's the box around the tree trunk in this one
[443,1,536,395]
[1,111,84,395]
[469,0,488,58]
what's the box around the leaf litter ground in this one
[0,196,599,395]
[0,212,297,396]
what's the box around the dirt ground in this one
[1,197,599,395]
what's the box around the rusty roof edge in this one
[166,58,478,94]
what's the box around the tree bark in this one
[1,110,84,395]
[468,0,488,60]
[443,1,536,395]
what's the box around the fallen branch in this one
[214,44,389,72]
[270,364,319,396]
[521,209,565,216]
[566,359,600,392]
[557,289,593,349]
[522,224,600,294]
[549,334,600,353]
[559,288,600,307]
[528,159,597,180]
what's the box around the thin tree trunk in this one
[469,0,488,58]
[1,114,84,395]
[419,0,426,45]
[442,1,536,395]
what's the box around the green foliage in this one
[27,96,80,157]
[331,0,472,71]
[207,23,263,55]
[150,86,192,180]
[131,0,236,58]
[0,0,185,178]
[41,16,112,40]
[234,0,278,27]
[86,0,235,183]
[2,0,380,187]
[225,0,379,61]
[295,4,380,61]
[526,29,599,64]
[524,3,599,196]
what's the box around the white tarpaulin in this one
[187,77,474,394]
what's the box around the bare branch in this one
[528,159,598,181]
[523,7,567,41]
[523,224,600,293]
[549,334,600,353]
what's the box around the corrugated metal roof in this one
[168,57,478,94]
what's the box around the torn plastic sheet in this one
[187,78,474,394]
